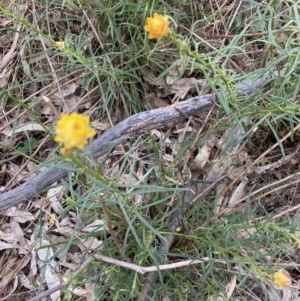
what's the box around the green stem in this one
[68,155,118,190]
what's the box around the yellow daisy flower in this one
[54,113,96,156]
[144,13,170,41]
[274,269,291,289]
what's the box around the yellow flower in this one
[48,213,56,225]
[144,13,170,41]
[55,41,65,49]
[274,269,291,289]
[54,113,96,156]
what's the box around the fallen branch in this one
[0,71,271,210]
[0,95,212,210]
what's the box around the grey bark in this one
[0,95,213,210]
[0,71,272,210]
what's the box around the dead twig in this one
[93,253,225,274]
[26,256,93,301]
[0,24,21,74]
[25,284,66,301]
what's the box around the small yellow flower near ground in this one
[48,213,56,225]
[54,113,96,156]
[55,41,65,49]
[144,13,170,41]
[274,269,291,289]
